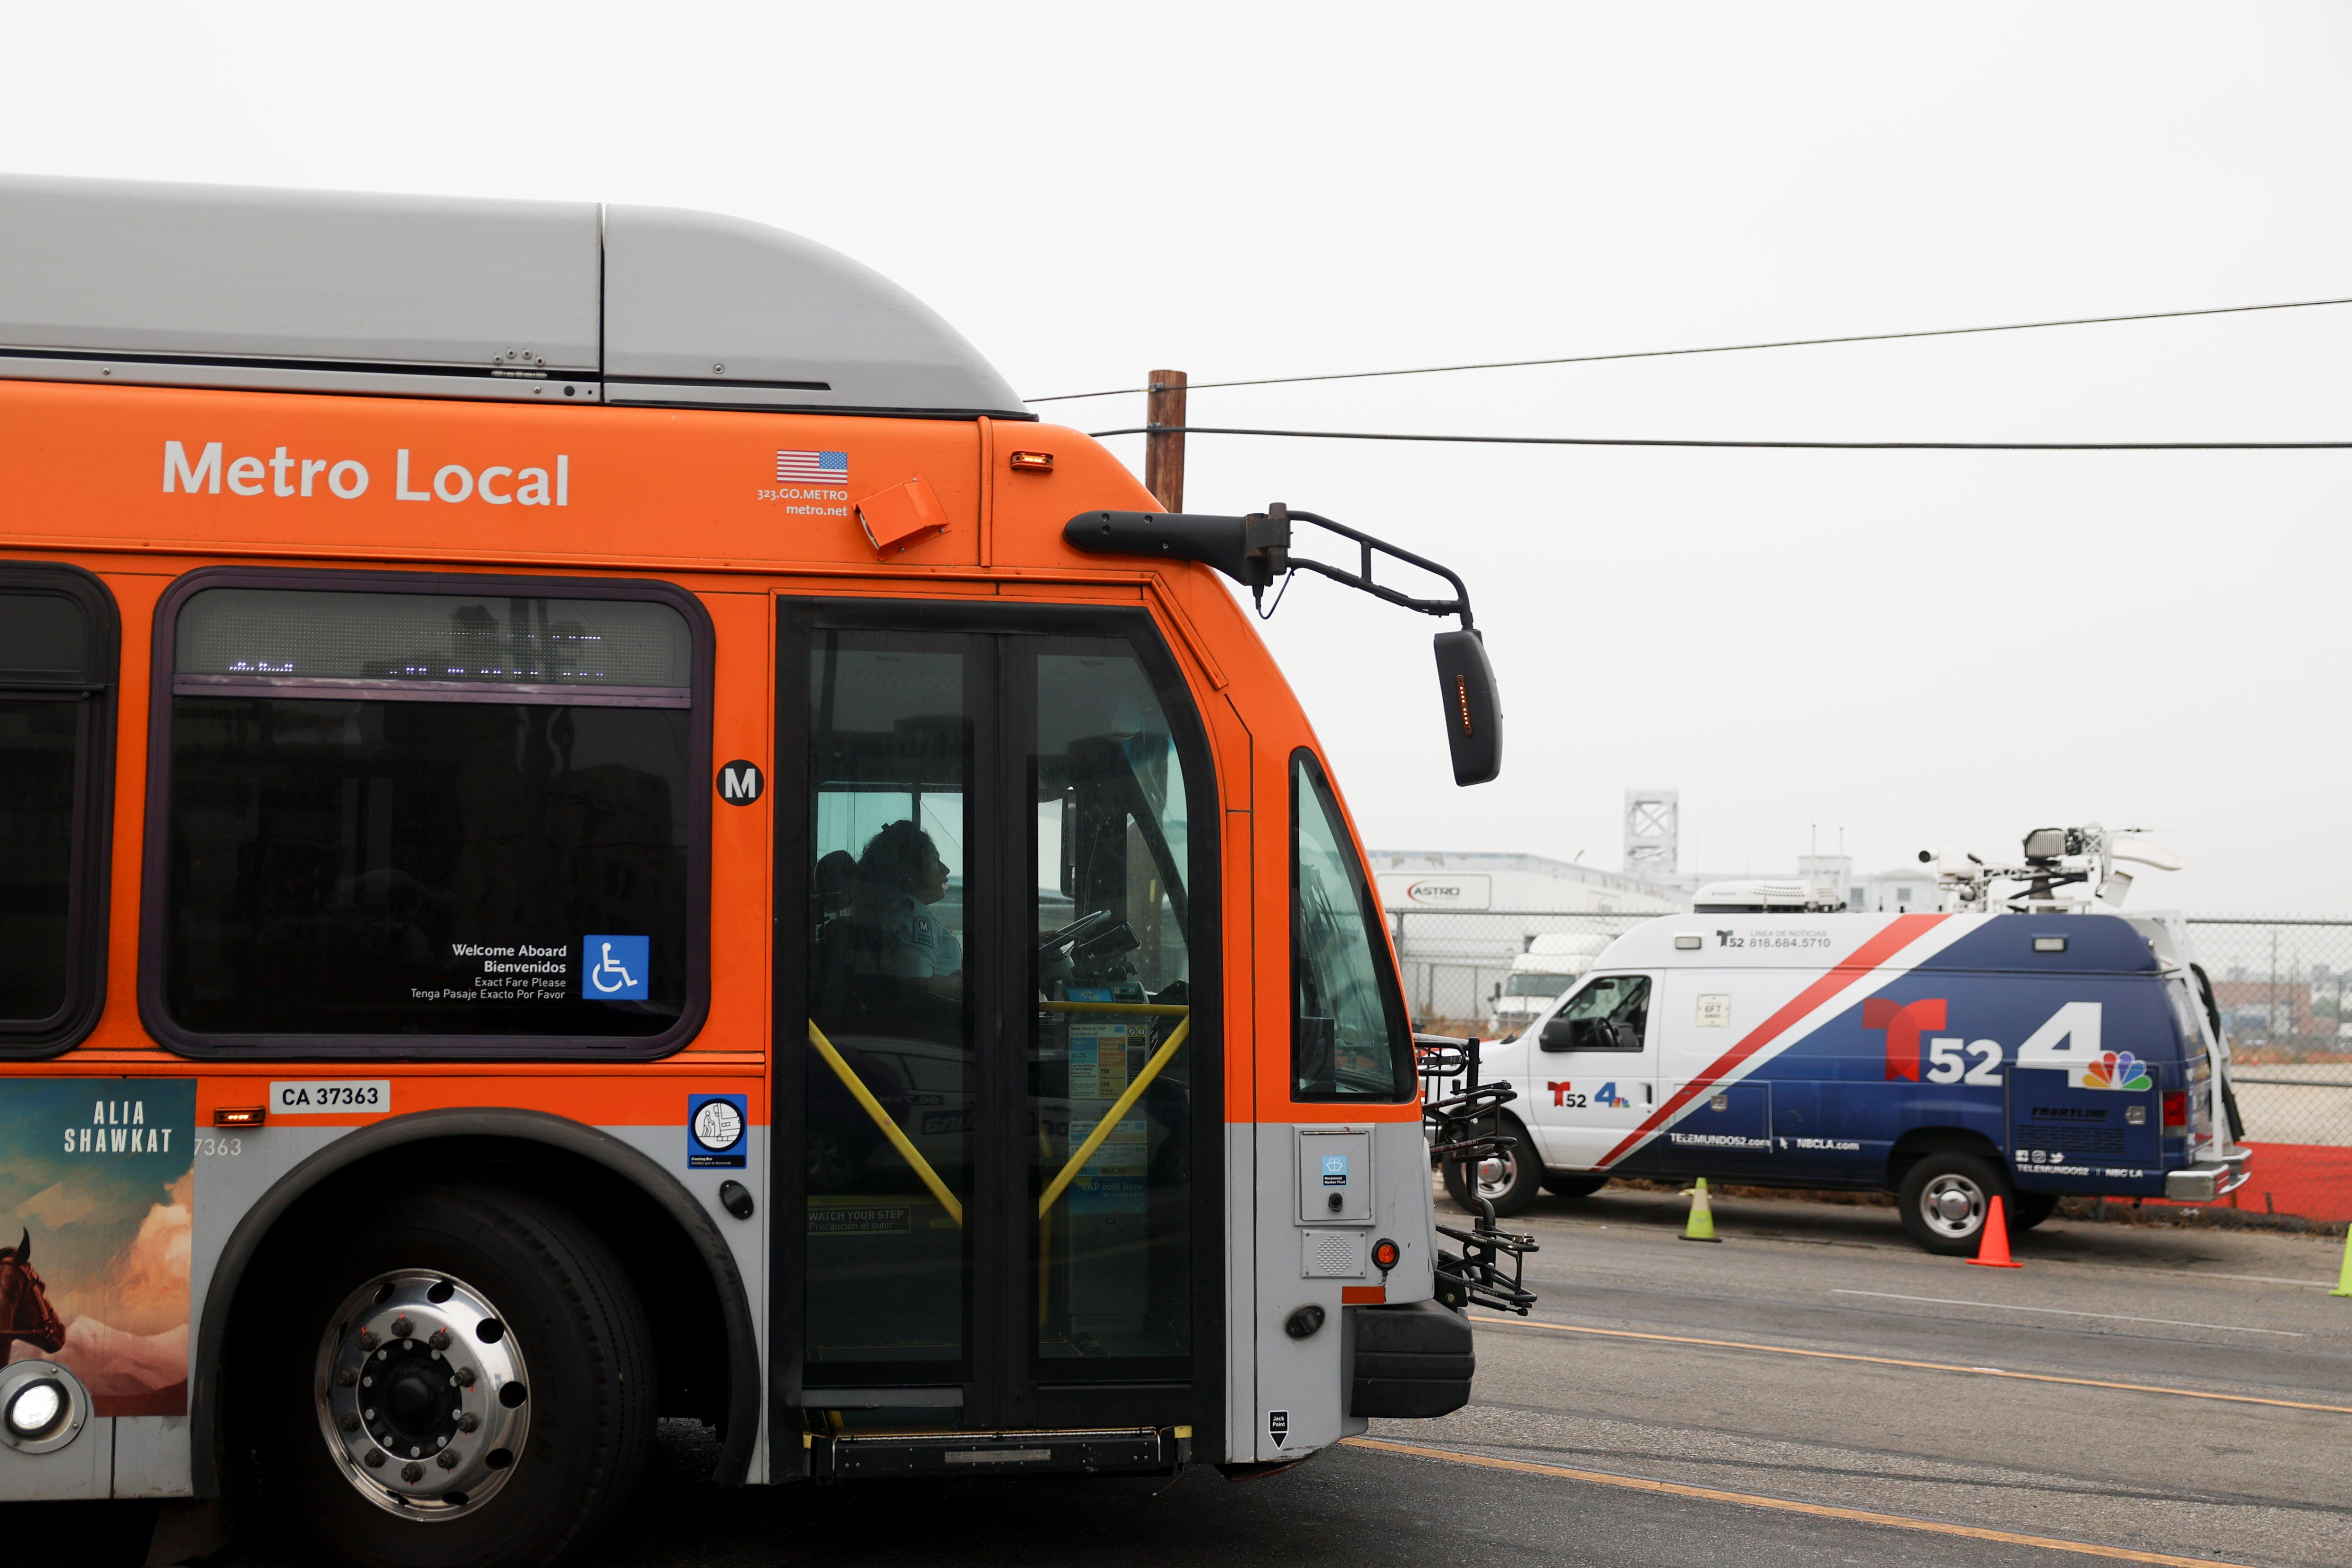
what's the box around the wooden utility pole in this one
[1144,368,1186,512]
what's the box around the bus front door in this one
[779,605,1218,1452]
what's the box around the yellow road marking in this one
[1344,1437,2257,1568]
[1471,1314,2352,1415]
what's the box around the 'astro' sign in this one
[1376,873,1492,910]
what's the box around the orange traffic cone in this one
[1968,1193,2022,1268]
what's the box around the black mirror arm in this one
[1061,506,1474,630]
[1280,509,1474,630]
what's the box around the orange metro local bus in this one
[0,174,1510,1566]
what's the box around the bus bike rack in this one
[1414,1036,1538,1316]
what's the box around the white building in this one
[1372,850,1684,1029]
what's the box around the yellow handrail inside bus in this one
[1037,1011,1191,1220]
[805,1020,964,1227]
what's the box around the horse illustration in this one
[0,1229,68,1356]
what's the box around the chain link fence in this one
[2178,920,2352,1178]
[1389,909,2352,1177]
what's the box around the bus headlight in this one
[6,1381,62,1437]
[0,1363,88,1454]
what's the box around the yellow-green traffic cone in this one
[2332,1224,2352,1298]
[1680,1177,1720,1243]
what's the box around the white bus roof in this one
[0,173,1025,417]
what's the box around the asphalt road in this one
[1379,1183,2352,1568]
[16,1185,2350,1567]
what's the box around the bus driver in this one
[852,821,964,998]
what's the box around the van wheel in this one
[1896,1153,2011,1256]
[2009,1191,2059,1230]
[1441,1113,1543,1216]
[1541,1173,1608,1199]
[250,1183,655,1568]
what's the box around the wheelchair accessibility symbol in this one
[583,935,650,1000]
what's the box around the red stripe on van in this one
[1594,913,1951,1169]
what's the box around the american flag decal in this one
[776,449,849,485]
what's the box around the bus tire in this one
[251,1182,655,1568]
[1540,1173,1608,1199]
[1440,1113,1543,1216]
[2008,1191,2059,1230]
[1896,1152,2011,1256]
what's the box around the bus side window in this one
[144,575,709,1054]
[0,566,118,1055]
[1290,750,1413,1102]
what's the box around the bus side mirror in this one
[1539,1014,1575,1052]
[1433,629,1501,787]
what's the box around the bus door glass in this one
[1528,973,1657,1170]
[794,612,1211,1424]
[1030,641,1194,1378]
[803,630,980,1387]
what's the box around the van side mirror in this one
[1539,1014,1576,1052]
[1433,629,1501,787]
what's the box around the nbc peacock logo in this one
[2081,1050,2152,1092]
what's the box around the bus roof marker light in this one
[1008,450,1054,472]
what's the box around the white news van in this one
[1444,828,2249,1254]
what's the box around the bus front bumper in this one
[1349,1298,1475,1419]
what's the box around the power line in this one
[1026,294,2352,404]
[1085,424,2352,451]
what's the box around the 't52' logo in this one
[1548,1081,1632,1108]
[1865,998,2107,1086]
[1863,998,2001,1084]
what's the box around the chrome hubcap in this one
[1474,1150,1516,1199]
[1920,1175,1986,1240]
[315,1271,529,1519]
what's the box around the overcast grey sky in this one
[10,3,2349,910]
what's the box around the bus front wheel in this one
[252,1182,655,1568]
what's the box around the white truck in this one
[1487,932,1611,1037]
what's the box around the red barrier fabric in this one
[2143,1142,2352,1224]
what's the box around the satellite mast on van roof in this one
[1923,823,2181,913]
